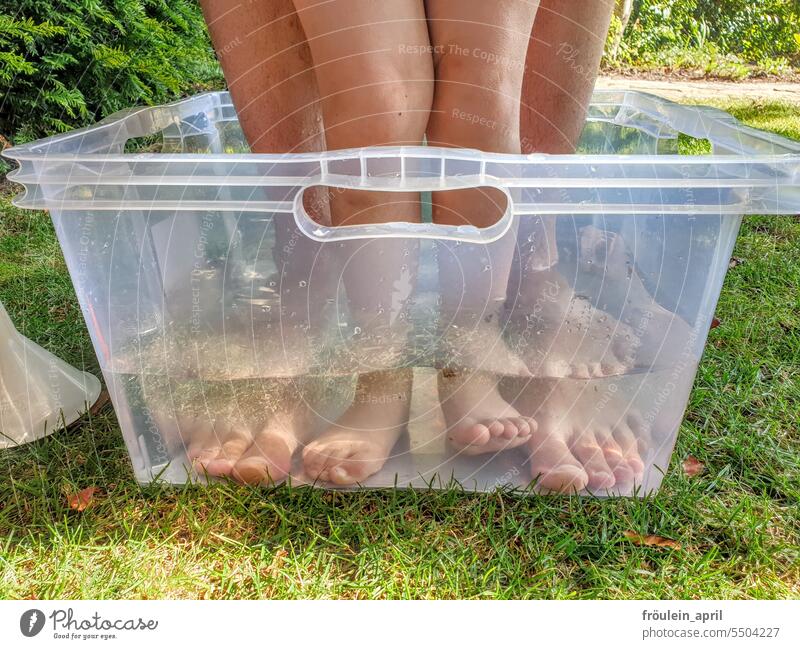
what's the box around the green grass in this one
[1,101,799,599]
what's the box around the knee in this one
[426,51,521,150]
[322,56,433,148]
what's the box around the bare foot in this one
[229,411,306,484]
[169,407,308,485]
[302,371,410,485]
[508,268,637,378]
[439,370,535,455]
[577,225,695,370]
[508,378,648,493]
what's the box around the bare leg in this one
[425,0,539,455]
[520,0,614,155]
[293,0,433,484]
[508,0,647,491]
[508,0,631,381]
[201,0,324,154]
[183,0,331,484]
[514,0,614,279]
[509,1,614,282]
[509,0,630,380]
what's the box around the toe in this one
[528,430,589,493]
[192,446,222,473]
[542,360,570,378]
[232,429,294,485]
[512,417,532,437]
[613,424,645,481]
[626,411,649,442]
[500,419,519,439]
[185,420,215,461]
[626,412,651,461]
[305,441,381,485]
[328,463,359,485]
[301,442,330,480]
[601,362,626,376]
[486,420,506,438]
[204,423,253,477]
[596,428,634,487]
[231,457,272,485]
[302,440,362,485]
[570,429,616,491]
[570,364,592,380]
[449,421,492,448]
[535,463,590,494]
[185,420,228,476]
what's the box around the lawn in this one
[0,99,798,599]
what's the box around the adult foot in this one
[439,370,535,455]
[577,225,695,370]
[171,409,307,485]
[302,371,410,485]
[509,378,648,493]
[507,268,637,378]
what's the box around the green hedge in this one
[610,0,800,73]
[0,0,222,142]
[2,1,797,143]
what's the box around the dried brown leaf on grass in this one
[67,487,99,511]
[683,455,705,477]
[623,531,682,550]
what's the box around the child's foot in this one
[439,370,535,455]
[302,371,410,485]
[509,378,648,493]
[508,268,637,378]
[577,226,695,369]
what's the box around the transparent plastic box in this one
[5,90,799,495]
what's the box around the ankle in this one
[513,267,569,307]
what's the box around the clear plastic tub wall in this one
[5,90,799,495]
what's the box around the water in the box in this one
[99,208,714,495]
[107,356,696,496]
